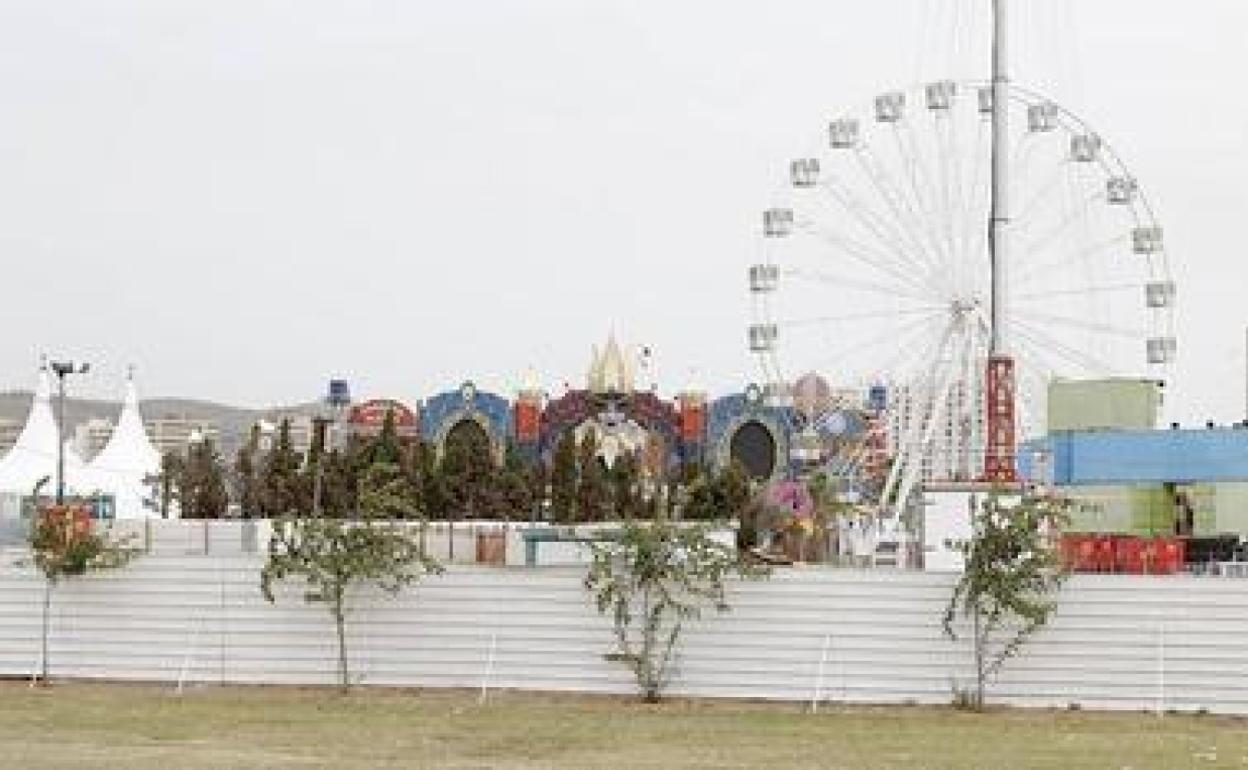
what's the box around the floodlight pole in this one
[983,0,1018,483]
[989,0,1008,355]
[50,361,89,505]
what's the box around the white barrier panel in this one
[3,555,1248,713]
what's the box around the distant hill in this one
[0,391,319,459]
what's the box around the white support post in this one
[479,633,498,705]
[810,634,832,714]
[176,617,204,695]
[1155,621,1166,717]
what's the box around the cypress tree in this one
[440,424,493,520]
[576,431,608,523]
[259,419,304,517]
[549,430,578,523]
[610,452,640,521]
[234,424,262,519]
[178,439,229,519]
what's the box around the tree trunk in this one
[40,578,52,684]
[334,591,349,692]
[640,584,659,702]
[973,603,985,710]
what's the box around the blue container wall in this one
[1025,429,1248,485]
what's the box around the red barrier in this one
[1093,536,1116,573]
[1060,534,1101,573]
[1151,537,1185,575]
[1059,535,1082,571]
[1114,536,1145,575]
[1060,533,1188,576]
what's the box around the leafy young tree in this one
[584,520,769,702]
[24,490,140,683]
[942,492,1070,710]
[549,430,578,523]
[260,466,442,691]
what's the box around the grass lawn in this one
[1,681,1244,769]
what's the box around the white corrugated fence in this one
[3,529,1248,713]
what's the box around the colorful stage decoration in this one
[421,381,512,462]
[347,398,419,439]
[364,337,874,484]
[539,336,684,478]
[706,384,793,482]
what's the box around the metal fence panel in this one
[3,531,1248,713]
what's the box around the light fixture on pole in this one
[49,361,90,505]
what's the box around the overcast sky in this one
[1,0,1244,426]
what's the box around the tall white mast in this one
[983,0,1018,483]
[989,0,1009,354]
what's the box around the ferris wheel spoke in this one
[895,122,961,275]
[887,125,950,272]
[1014,187,1106,256]
[793,222,938,297]
[805,309,948,377]
[1012,308,1145,340]
[871,317,957,384]
[1012,338,1073,429]
[1014,282,1143,301]
[933,115,967,294]
[1010,355,1050,437]
[782,267,933,304]
[1009,343,1082,406]
[1012,232,1131,287]
[778,305,943,330]
[805,179,943,289]
[1009,318,1114,376]
[864,135,957,272]
[1010,130,1039,185]
[956,118,990,286]
[853,147,951,290]
[1013,159,1076,226]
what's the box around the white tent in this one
[87,374,163,519]
[0,366,97,499]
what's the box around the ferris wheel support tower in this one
[984,0,1018,483]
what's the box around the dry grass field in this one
[1,681,1244,769]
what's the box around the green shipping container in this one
[1048,378,1161,433]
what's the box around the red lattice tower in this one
[983,354,1017,482]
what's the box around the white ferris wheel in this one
[748,79,1176,511]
